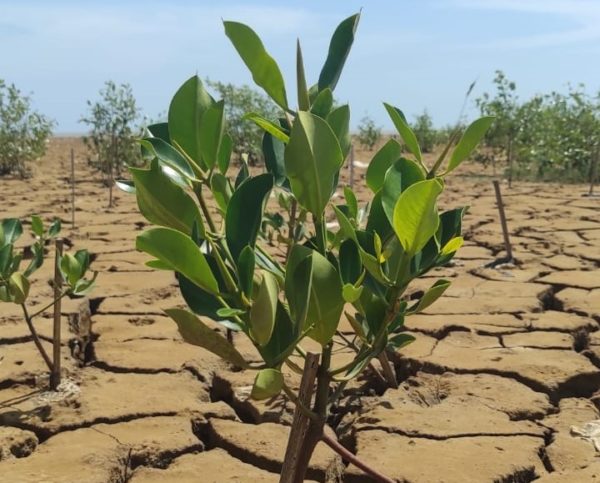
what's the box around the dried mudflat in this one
[1,138,599,482]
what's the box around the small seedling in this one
[0,217,97,389]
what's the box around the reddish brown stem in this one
[321,430,395,483]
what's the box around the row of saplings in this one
[1,13,493,483]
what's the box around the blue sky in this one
[1,0,600,133]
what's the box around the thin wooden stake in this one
[589,146,598,196]
[280,352,320,483]
[349,144,355,189]
[492,180,513,262]
[70,148,76,229]
[50,239,64,390]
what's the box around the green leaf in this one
[381,158,426,223]
[244,113,289,143]
[226,173,274,261]
[116,180,136,194]
[305,250,344,346]
[249,271,279,346]
[251,368,284,400]
[168,75,214,167]
[446,116,495,174]
[285,245,313,329]
[342,283,363,303]
[145,259,172,270]
[339,238,362,285]
[237,246,255,298]
[198,99,225,170]
[327,105,351,158]
[210,172,233,213]
[343,186,358,219]
[216,307,246,318]
[137,227,218,294]
[384,103,422,163]
[259,301,301,366]
[72,271,98,296]
[365,192,392,241]
[60,253,82,286]
[392,179,443,256]
[23,242,43,277]
[1,219,22,247]
[178,273,224,321]
[284,111,343,218]
[318,13,361,92]
[0,244,13,276]
[140,137,195,179]
[31,215,44,237]
[130,161,204,236]
[365,139,403,192]
[47,219,61,238]
[388,333,416,350]
[310,88,334,118]
[296,40,310,111]
[166,308,247,367]
[147,122,170,143]
[262,132,286,186]
[223,21,288,109]
[408,279,451,314]
[8,272,29,304]
[218,133,233,174]
[441,236,464,256]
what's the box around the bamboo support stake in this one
[493,180,513,262]
[50,239,64,390]
[280,352,320,483]
[70,148,76,229]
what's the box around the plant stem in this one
[196,183,218,233]
[21,304,54,373]
[282,384,320,422]
[285,199,298,260]
[320,430,395,483]
[29,292,69,320]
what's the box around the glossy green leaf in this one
[258,301,301,367]
[284,111,343,218]
[31,215,43,237]
[318,13,360,92]
[178,273,224,321]
[446,116,495,174]
[147,122,170,143]
[130,161,204,236]
[327,105,351,158]
[216,307,246,318]
[224,21,288,109]
[23,242,43,277]
[199,99,225,170]
[237,246,255,298]
[296,40,310,111]
[305,250,344,346]
[145,259,172,270]
[137,227,218,294]
[72,271,98,296]
[339,238,362,284]
[168,75,214,167]
[116,180,136,194]
[251,368,284,400]
[262,132,286,186]
[408,279,451,314]
[244,113,289,143]
[218,133,233,174]
[60,253,81,286]
[365,192,392,241]
[382,158,426,223]
[365,139,403,192]
[342,283,363,303]
[47,219,61,238]
[1,219,22,247]
[388,333,416,350]
[384,103,422,163]
[249,271,279,346]
[166,308,247,367]
[441,236,464,255]
[8,272,29,304]
[285,245,313,328]
[310,88,334,118]
[344,186,358,219]
[0,244,13,276]
[140,137,195,179]
[226,173,274,261]
[210,172,233,213]
[393,179,443,255]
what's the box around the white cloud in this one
[450,0,600,48]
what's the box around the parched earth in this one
[1,138,599,482]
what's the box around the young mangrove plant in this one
[124,12,493,482]
[0,217,96,389]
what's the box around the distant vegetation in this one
[0,80,54,178]
[357,115,382,150]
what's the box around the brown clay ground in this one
[0,137,599,482]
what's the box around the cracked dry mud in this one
[1,138,599,482]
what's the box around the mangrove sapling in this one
[124,12,493,482]
[0,217,97,389]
